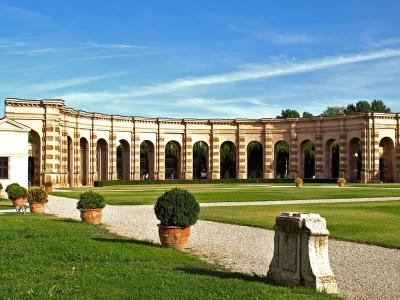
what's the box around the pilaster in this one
[315,121,324,179]
[263,122,273,179]
[183,126,193,180]
[289,122,298,179]
[210,127,220,179]
[339,120,348,178]
[237,123,247,179]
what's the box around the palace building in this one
[3,98,400,187]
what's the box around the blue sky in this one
[1,1,400,118]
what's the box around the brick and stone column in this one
[132,133,141,180]
[360,127,369,183]
[183,130,193,180]
[238,129,247,179]
[157,130,165,180]
[263,122,273,179]
[371,115,381,182]
[210,129,220,179]
[109,118,117,180]
[89,116,97,185]
[289,122,298,179]
[73,120,80,186]
[339,123,348,179]
[315,121,324,179]
[396,113,400,181]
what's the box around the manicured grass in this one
[0,198,13,210]
[52,183,400,205]
[200,201,400,249]
[0,215,336,299]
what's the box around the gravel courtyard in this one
[45,195,400,300]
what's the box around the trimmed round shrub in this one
[6,183,20,193]
[0,182,2,191]
[294,178,303,185]
[77,191,106,210]
[8,186,28,201]
[27,187,48,204]
[154,188,200,227]
[44,182,52,188]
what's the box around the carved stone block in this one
[267,212,338,294]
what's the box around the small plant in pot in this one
[8,185,28,207]
[27,187,48,213]
[337,177,347,187]
[295,177,303,188]
[77,191,106,224]
[154,188,200,250]
[44,181,53,193]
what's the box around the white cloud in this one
[85,41,144,49]
[120,48,400,97]
[26,73,127,93]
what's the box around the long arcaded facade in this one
[4,98,400,187]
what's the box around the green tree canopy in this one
[320,106,344,116]
[371,100,391,113]
[302,112,313,118]
[276,109,300,119]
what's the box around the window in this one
[0,157,9,179]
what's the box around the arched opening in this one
[165,141,181,179]
[28,130,41,186]
[379,137,395,182]
[193,141,208,179]
[349,138,362,181]
[274,141,289,178]
[80,137,89,186]
[140,140,155,179]
[301,140,315,178]
[96,138,108,180]
[325,139,339,178]
[220,141,236,179]
[247,141,263,178]
[67,136,73,186]
[117,139,130,180]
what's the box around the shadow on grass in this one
[92,237,160,248]
[176,267,268,284]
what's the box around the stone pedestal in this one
[267,212,338,294]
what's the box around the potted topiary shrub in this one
[77,191,106,224]
[8,185,28,207]
[44,181,53,193]
[295,177,303,188]
[6,182,20,194]
[27,187,48,213]
[337,177,347,187]
[154,188,200,250]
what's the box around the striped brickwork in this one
[263,123,273,179]
[5,99,400,186]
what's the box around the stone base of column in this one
[263,170,273,179]
[237,172,247,179]
[211,172,220,180]
[184,172,193,180]
[157,173,165,180]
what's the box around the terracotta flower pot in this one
[158,224,191,250]
[45,186,53,193]
[338,182,345,187]
[30,202,45,213]
[80,208,103,224]
[12,198,27,207]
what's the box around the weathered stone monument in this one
[267,212,338,294]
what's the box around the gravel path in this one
[44,195,400,300]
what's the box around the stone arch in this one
[96,138,108,180]
[80,137,89,185]
[220,141,236,179]
[247,141,263,178]
[349,137,362,181]
[274,140,289,178]
[28,130,41,186]
[379,137,395,182]
[140,140,155,179]
[301,140,315,178]
[193,141,209,179]
[67,136,73,186]
[325,139,339,178]
[117,139,130,180]
[165,141,181,179]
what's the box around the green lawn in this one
[51,183,400,205]
[0,198,13,210]
[0,215,336,300]
[200,201,400,249]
